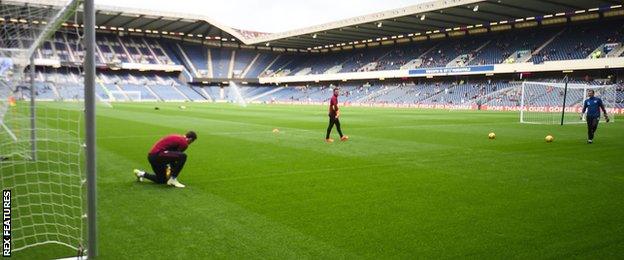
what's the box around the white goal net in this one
[520,81,617,124]
[109,90,142,102]
[0,0,89,257]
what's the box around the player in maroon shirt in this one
[326,88,348,143]
[133,131,197,188]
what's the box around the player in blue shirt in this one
[581,89,610,144]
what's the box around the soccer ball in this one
[179,105,187,109]
[272,128,280,133]
[488,132,496,139]
[545,135,554,143]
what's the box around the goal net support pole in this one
[519,81,525,123]
[84,0,98,258]
[560,76,569,126]
[30,55,37,161]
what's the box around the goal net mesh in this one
[520,81,617,124]
[0,0,87,257]
[109,90,142,102]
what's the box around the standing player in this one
[581,89,609,144]
[326,88,348,143]
[134,131,197,187]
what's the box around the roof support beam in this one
[99,12,123,26]
[325,29,376,38]
[341,26,399,35]
[358,25,406,34]
[167,21,199,33]
[159,18,184,31]
[202,24,214,37]
[385,19,436,31]
[425,11,491,23]
[536,0,584,10]
[404,14,471,28]
[135,16,165,29]
[376,22,426,32]
[117,15,144,28]
[281,38,334,46]
[464,9,515,20]
[487,2,549,16]
[183,22,208,35]
[599,0,622,6]
[288,38,332,44]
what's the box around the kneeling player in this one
[134,131,197,188]
[581,89,609,144]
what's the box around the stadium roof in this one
[4,0,251,42]
[242,0,623,49]
[5,0,623,50]
[86,3,251,42]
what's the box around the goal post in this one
[0,0,97,258]
[519,80,617,124]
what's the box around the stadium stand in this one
[532,21,624,63]
[8,1,623,112]
[93,18,617,78]
[470,27,560,65]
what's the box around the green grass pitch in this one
[11,102,624,259]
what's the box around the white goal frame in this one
[520,81,617,125]
[0,0,98,258]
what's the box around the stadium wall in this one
[253,101,624,114]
